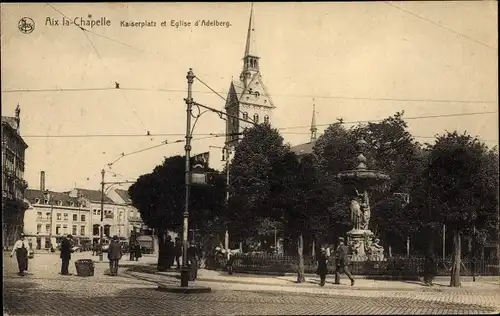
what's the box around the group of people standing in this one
[316,237,355,287]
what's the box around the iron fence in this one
[209,253,499,277]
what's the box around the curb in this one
[156,284,212,294]
[126,269,497,293]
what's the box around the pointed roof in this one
[73,188,114,204]
[310,100,317,142]
[230,76,275,109]
[244,3,258,58]
[114,189,132,204]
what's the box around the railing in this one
[208,253,499,277]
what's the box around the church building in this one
[225,5,275,148]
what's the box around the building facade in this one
[23,188,91,249]
[2,104,29,248]
[66,188,129,244]
[106,188,147,233]
[225,5,276,148]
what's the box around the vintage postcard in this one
[2,2,498,315]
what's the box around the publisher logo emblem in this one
[18,17,35,34]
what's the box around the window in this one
[92,224,100,236]
[44,199,49,204]
[80,214,86,222]
[243,112,248,120]
[63,224,68,234]
[80,225,85,236]
[264,115,270,124]
[254,91,260,98]
[70,202,75,207]
[63,213,68,221]
[93,209,97,215]
[104,225,111,237]
[45,224,50,233]
[72,225,77,236]
[46,212,51,219]
[57,201,62,206]
[37,224,42,233]
[37,212,42,220]
[73,214,78,221]
[56,224,61,235]
[253,113,259,123]
[34,198,40,204]
[56,213,61,220]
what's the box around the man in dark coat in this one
[423,252,437,286]
[108,235,123,276]
[174,237,182,269]
[165,235,174,269]
[60,234,74,275]
[187,243,198,281]
[317,247,328,286]
[334,237,355,286]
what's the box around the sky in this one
[1,2,498,192]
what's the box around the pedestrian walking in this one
[108,235,122,276]
[187,243,198,281]
[423,252,437,286]
[134,243,142,261]
[317,247,328,286]
[10,233,30,276]
[334,237,355,286]
[60,234,74,275]
[165,235,174,269]
[174,237,182,268]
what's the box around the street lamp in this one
[180,68,258,288]
[98,169,134,261]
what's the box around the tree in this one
[128,155,226,270]
[425,131,496,287]
[227,123,289,239]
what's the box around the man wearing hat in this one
[108,235,123,276]
[316,247,329,286]
[335,237,355,286]
[10,233,31,276]
[60,234,74,275]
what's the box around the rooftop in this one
[73,188,114,204]
[25,189,80,207]
[290,142,315,156]
[114,189,132,204]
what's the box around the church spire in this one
[244,3,257,58]
[310,99,317,142]
[240,3,259,84]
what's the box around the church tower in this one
[225,4,275,148]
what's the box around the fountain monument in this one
[337,138,390,262]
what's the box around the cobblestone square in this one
[3,252,500,315]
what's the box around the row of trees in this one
[129,112,498,286]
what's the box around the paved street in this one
[3,252,500,315]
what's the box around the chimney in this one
[40,171,45,191]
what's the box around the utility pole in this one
[99,169,105,262]
[181,68,195,287]
[224,145,231,260]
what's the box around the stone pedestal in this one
[347,229,373,261]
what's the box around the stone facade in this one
[2,105,29,248]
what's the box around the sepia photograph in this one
[1,1,499,315]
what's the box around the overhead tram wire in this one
[383,1,497,51]
[278,111,499,130]
[46,3,148,133]
[3,86,496,105]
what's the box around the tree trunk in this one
[296,233,305,283]
[450,229,461,287]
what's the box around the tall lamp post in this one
[180,68,257,288]
[98,169,134,262]
[180,68,195,287]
